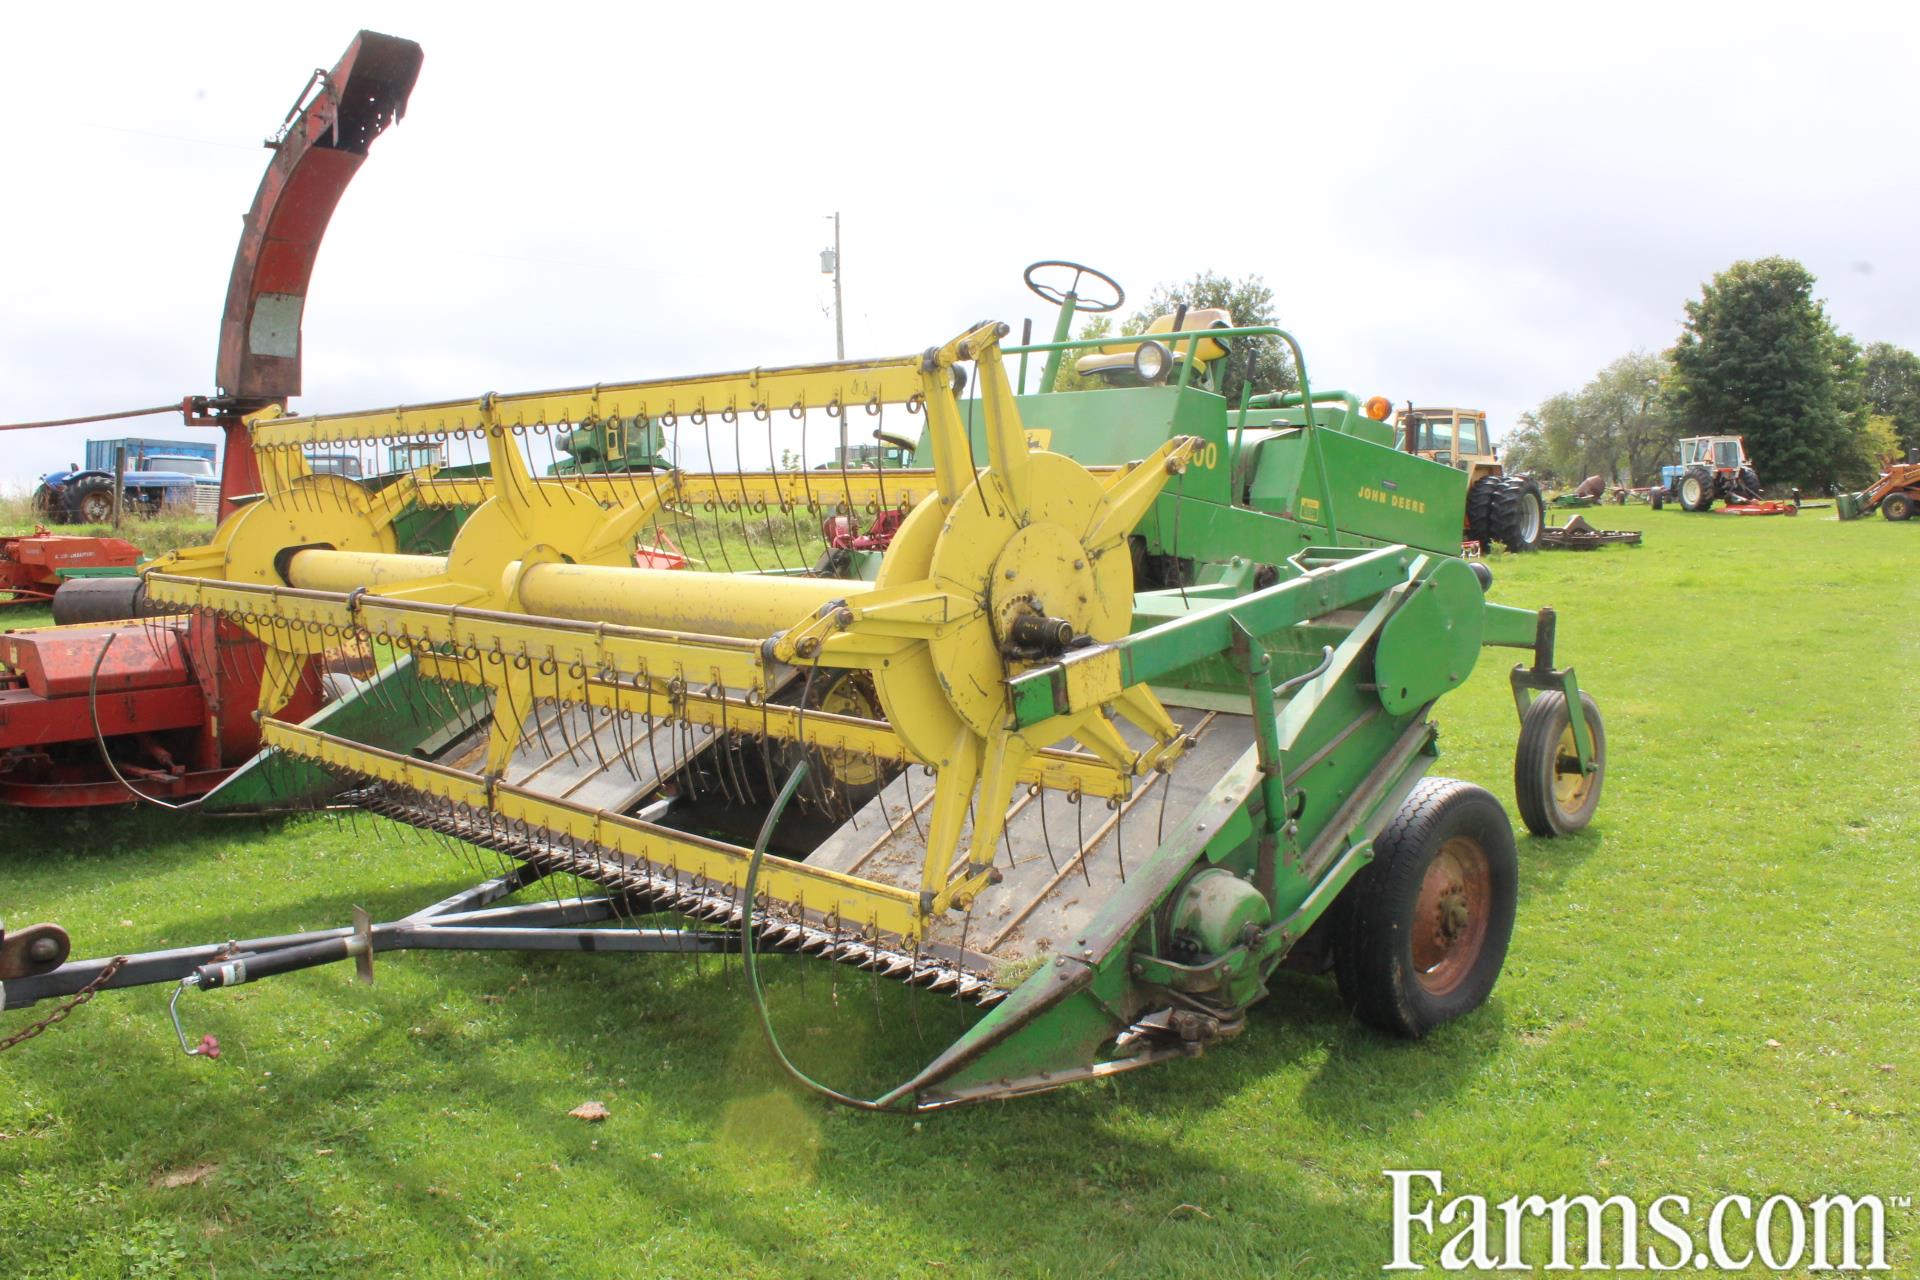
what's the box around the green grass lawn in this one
[2,507,1915,1278]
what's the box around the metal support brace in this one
[1506,607,1596,773]
[1229,620,1287,908]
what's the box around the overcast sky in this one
[2,1,1914,486]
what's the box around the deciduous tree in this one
[1862,341,1920,454]
[1513,352,1674,485]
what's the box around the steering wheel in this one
[1022,260,1124,314]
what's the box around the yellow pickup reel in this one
[145,322,1195,955]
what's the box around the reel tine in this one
[767,404,810,571]
[544,663,584,767]
[640,684,668,798]
[906,941,926,1043]
[1035,784,1061,876]
[574,665,613,776]
[607,682,643,784]
[1072,785,1092,887]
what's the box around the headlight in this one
[1134,340,1171,383]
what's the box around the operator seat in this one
[1073,308,1234,381]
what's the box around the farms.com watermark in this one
[1385,1170,1903,1272]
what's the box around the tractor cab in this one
[549,415,668,475]
[1678,436,1747,472]
[388,441,446,473]
[1395,407,1494,472]
[305,452,364,479]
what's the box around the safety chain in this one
[0,956,127,1054]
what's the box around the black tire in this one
[1882,492,1914,521]
[67,477,116,525]
[1334,777,1518,1038]
[1514,690,1606,837]
[30,484,60,517]
[787,668,900,816]
[1678,465,1716,512]
[1464,475,1501,550]
[1735,466,1761,500]
[1650,488,1665,510]
[1489,475,1546,551]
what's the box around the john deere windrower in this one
[2,263,1606,1107]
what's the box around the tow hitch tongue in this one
[0,921,73,985]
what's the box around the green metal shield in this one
[1372,557,1484,714]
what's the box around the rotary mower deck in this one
[1538,515,1643,550]
[4,256,1610,1105]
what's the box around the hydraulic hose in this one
[740,760,920,1114]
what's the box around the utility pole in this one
[821,212,844,360]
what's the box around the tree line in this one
[1504,257,1918,490]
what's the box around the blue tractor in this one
[32,438,220,524]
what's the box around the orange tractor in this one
[1837,454,1920,522]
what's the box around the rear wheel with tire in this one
[67,477,116,525]
[1514,690,1606,836]
[1335,778,1518,1038]
[1464,474,1501,550]
[1882,492,1914,521]
[1678,465,1716,512]
[1489,475,1546,551]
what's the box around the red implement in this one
[1717,501,1798,516]
[0,530,140,606]
[633,529,689,571]
[823,508,906,551]
[0,615,322,807]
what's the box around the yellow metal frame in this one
[246,353,937,451]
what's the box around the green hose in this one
[741,761,919,1113]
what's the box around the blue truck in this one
[32,437,221,524]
